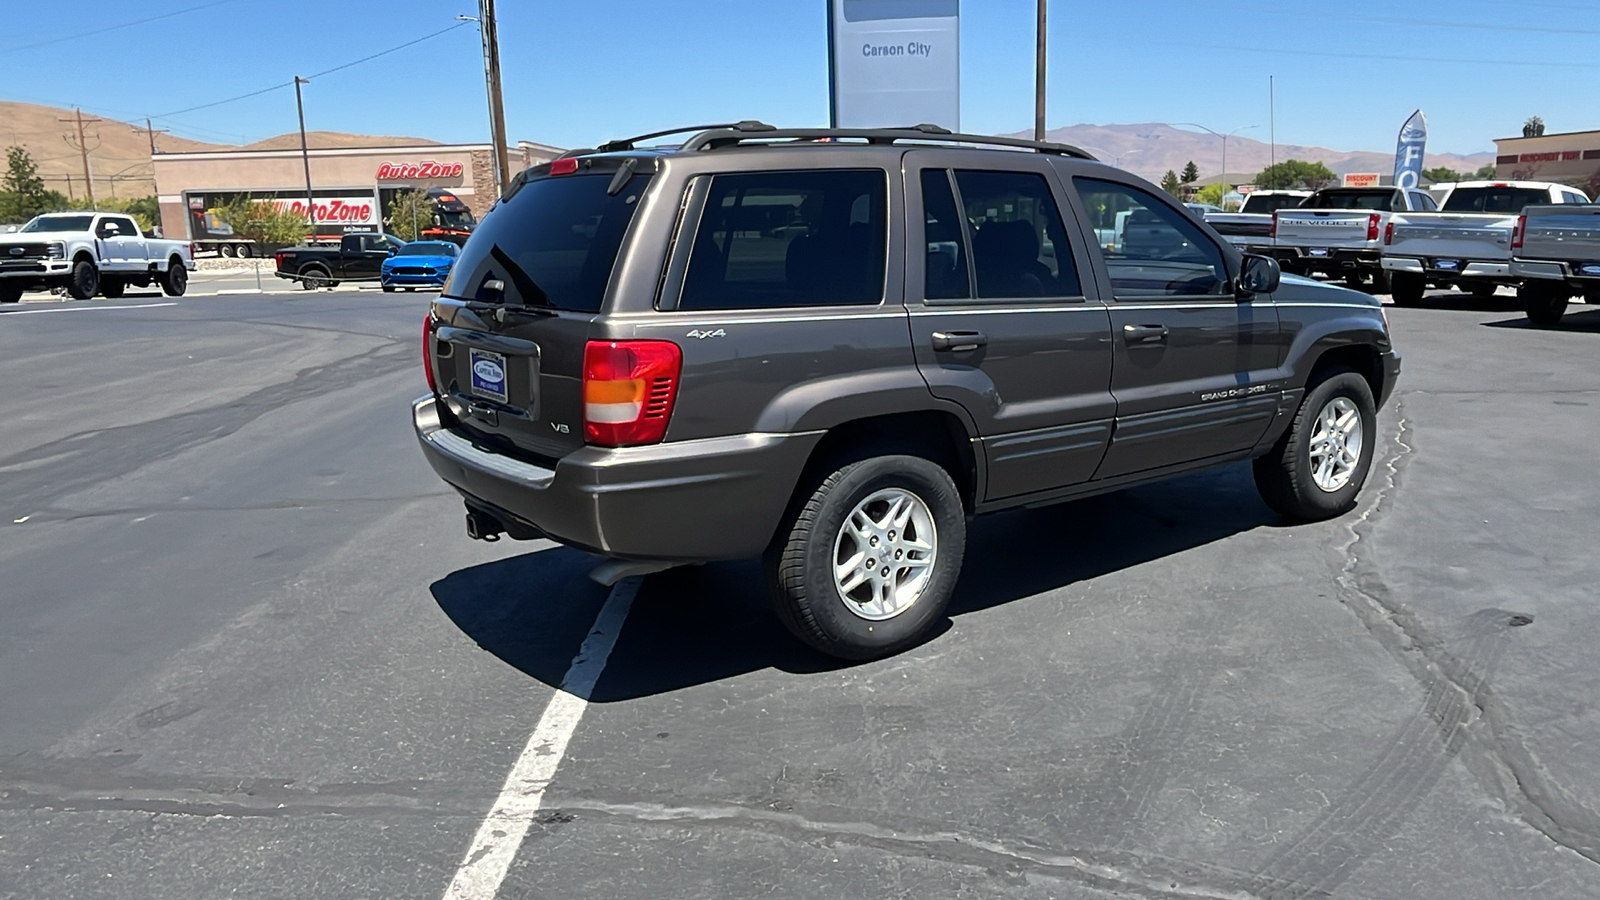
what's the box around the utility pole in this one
[60,108,102,207]
[142,118,168,156]
[480,0,511,194]
[1033,0,1047,142]
[294,77,317,236]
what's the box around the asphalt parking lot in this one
[2,287,1598,899]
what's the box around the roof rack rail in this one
[597,120,776,153]
[678,125,1096,160]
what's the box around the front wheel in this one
[766,455,966,660]
[67,260,100,300]
[1520,282,1568,326]
[0,283,22,303]
[1254,368,1378,522]
[381,284,396,293]
[1389,272,1425,306]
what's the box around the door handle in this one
[1123,324,1169,343]
[931,331,987,352]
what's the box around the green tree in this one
[1192,183,1225,207]
[1423,166,1463,183]
[122,196,162,232]
[0,145,57,222]
[1523,116,1546,138]
[1254,159,1338,191]
[215,196,308,247]
[1160,170,1182,196]
[1474,164,1498,179]
[385,189,436,242]
[1181,161,1200,184]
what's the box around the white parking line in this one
[442,577,639,900]
[0,302,177,316]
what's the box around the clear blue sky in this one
[3,0,1597,156]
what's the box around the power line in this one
[148,82,294,121]
[4,0,243,54]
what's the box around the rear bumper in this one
[413,396,822,561]
[1261,246,1382,270]
[1382,257,1511,280]
[1511,259,1600,285]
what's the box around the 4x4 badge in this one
[686,328,726,340]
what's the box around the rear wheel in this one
[0,283,22,303]
[219,243,235,258]
[100,277,125,299]
[1389,272,1425,306]
[1520,281,1569,326]
[766,454,966,660]
[299,266,330,290]
[160,262,188,297]
[1254,368,1377,522]
[66,260,99,300]
[235,244,253,258]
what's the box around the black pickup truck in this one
[273,232,405,290]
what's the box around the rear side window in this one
[1444,187,1560,214]
[678,169,886,311]
[446,170,651,312]
[954,170,1081,299]
[921,170,971,299]
[1073,178,1227,298]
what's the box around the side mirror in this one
[388,246,398,256]
[1238,254,1281,296]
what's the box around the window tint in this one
[1240,193,1307,214]
[446,170,651,312]
[1411,192,1438,211]
[921,169,970,299]
[115,217,141,236]
[953,169,1080,298]
[1074,178,1228,298]
[678,169,886,311]
[1441,187,1550,214]
[1307,190,1397,211]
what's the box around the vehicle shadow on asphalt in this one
[1483,306,1600,333]
[1404,292,1522,314]
[431,463,1274,701]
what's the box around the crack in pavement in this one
[1321,396,1600,868]
[0,340,414,516]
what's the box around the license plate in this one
[1433,259,1460,271]
[468,348,509,403]
[1308,248,1330,258]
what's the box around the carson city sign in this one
[375,161,465,180]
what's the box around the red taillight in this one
[1367,213,1381,242]
[1512,214,1526,250]
[1383,221,1395,245]
[550,157,580,176]
[582,340,682,447]
[422,314,438,395]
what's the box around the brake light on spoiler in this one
[582,340,682,447]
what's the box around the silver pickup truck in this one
[1511,203,1600,325]
[1266,186,1438,291]
[1203,190,1311,249]
[1381,181,1590,306]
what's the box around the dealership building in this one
[1494,129,1600,196]
[151,140,562,245]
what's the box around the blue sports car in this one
[381,240,459,292]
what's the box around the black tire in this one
[1342,271,1369,290]
[1389,271,1425,306]
[219,243,235,258]
[381,284,396,293]
[1254,367,1378,522]
[100,277,125,299]
[66,259,99,300]
[766,454,966,661]
[161,262,188,297]
[299,266,330,290]
[1520,282,1568,326]
[0,283,22,303]
[1463,281,1498,299]
[235,244,253,259]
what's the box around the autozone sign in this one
[271,196,377,225]
[375,160,464,179]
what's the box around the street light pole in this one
[1175,122,1257,203]
[1034,0,1047,142]
[295,76,317,236]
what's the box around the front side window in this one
[1074,178,1227,298]
[678,169,886,311]
[953,169,1080,298]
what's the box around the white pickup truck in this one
[1266,186,1439,291]
[1203,190,1312,249]
[0,211,192,303]
[1510,203,1600,325]
[1380,181,1591,306]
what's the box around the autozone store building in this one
[151,141,561,247]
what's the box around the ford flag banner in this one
[1393,110,1428,191]
[829,0,960,131]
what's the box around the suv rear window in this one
[1240,194,1306,214]
[677,169,887,311]
[1442,187,1554,214]
[445,170,651,312]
